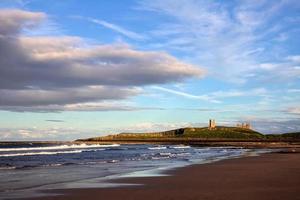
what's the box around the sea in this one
[0,142,272,199]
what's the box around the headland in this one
[76,120,300,148]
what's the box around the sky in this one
[0,0,300,141]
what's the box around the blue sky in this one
[0,0,300,140]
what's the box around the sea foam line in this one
[0,143,120,152]
[0,150,86,157]
[148,146,167,150]
[172,145,191,149]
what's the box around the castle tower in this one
[237,122,251,129]
[209,119,216,129]
[245,123,251,129]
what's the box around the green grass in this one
[178,127,263,139]
[80,126,265,141]
[266,132,300,139]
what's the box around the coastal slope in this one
[77,126,264,141]
[76,127,300,148]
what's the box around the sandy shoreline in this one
[22,149,300,200]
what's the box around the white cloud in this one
[152,86,268,103]
[0,9,45,35]
[247,118,300,134]
[0,86,140,106]
[287,89,300,93]
[0,9,204,112]
[286,107,300,115]
[74,16,146,40]
[259,63,279,70]
[152,86,220,103]
[0,101,164,112]
[286,55,300,63]
[139,0,300,83]
[114,122,200,133]
[0,127,90,141]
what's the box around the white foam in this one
[176,153,191,156]
[148,146,167,150]
[151,156,169,160]
[172,145,191,149]
[159,152,172,156]
[0,144,120,152]
[0,166,16,170]
[0,150,85,157]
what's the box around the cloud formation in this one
[248,119,300,134]
[0,9,45,35]
[0,101,164,112]
[286,107,300,115]
[139,0,300,83]
[0,127,87,141]
[45,119,65,123]
[0,9,203,112]
[0,86,140,106]
[82,17,147,40]
[152,86,268,103]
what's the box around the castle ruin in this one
[208,119,216,129]
[237,122,251,129]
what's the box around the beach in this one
[25,149,300,200]
[1,1,299,200]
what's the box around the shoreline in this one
[23,148,300,200]
[75,140,300,149]
[2,140,300,149]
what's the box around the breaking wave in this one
[0,150,86,157]
[148,146,167,150]
[172,145,191,149]
[0,143,120,152]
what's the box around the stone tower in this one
[237,122,251,129]
[209,119,216,129]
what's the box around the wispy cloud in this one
[285,107,300,115]
[288,89,300,93]
[0,127,92,141]
[139,0,300,83]
[45,119,65,123]
[286,55,300,63]
[114,122,204,133]
[152,86,268,103]
[242,118,300,134]
[73,16,146,40]
[0,0,33,7]
[152,86,221,103]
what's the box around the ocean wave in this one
[176,153,191,156]
[151,156,170,160]
[0,143,120,152]
[0,166,16,170]
[45,163,64,167]
[107,159,119,163]
[0,150,84,157]
[159,152,172,156]
[172,145,191,149]
[148,146,167,150]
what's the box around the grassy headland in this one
[76,127,300,148]
[266,132,300,139]
[79,126,264,141]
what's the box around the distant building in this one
[209,119,216,129]
[237,122,251,129]
[245,123,251,129]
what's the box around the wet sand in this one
[27,150,300,200]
